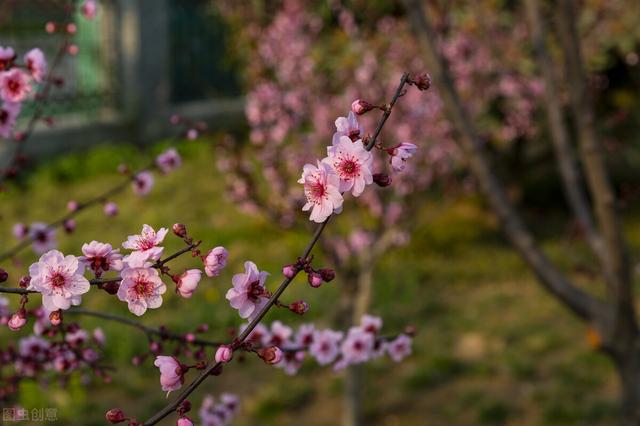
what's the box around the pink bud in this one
[177,417,193,426]
[104,202,118,217]
[63,219,76,233]
[307,271,323,288]
[186,129,198,140]
[351,99,373,115]
[215,345,233,363]
[8,311,27,331]
[49,310,62,326]
[67,200,79,211]
[282,264,297,279]
[45,22,56,33]
[66,23,77,34]
[19,276,31,288]
[288,300,309,315]
[105,408,127,424]
[257,346,283,365]
[172,223,187,238]
[185,333,195,343]
[68,44,79,56]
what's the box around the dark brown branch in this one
[142,74,411,426]
[523,0,604,261]
[66,308,224,347]
[554,0,635,333]
[401,0,606,321]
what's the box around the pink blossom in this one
[67,44,79,56]
[117,266,166,316]
[351,99,373,115]
[298,161,343,223]
[215,345,233,363]
[132,171,154,196]
[156,148,182,174]
[29,222,57,254]
[0,101,21,138]
[103,201,118,216]
[340,327,374,364]
[203,246,228,277]
[19,335,50,358]
[324,136,373,197]
[264,320,293,347]
[65,329,89,346]
[295,323,315,346]
[80,0,98,20]
[175,269,202,298]
[240,322,269,345]
[24,48,47,83]
[79,241,124,276]
[186,128,198,140]
[12,223,28,239]
[386,334,412,362]
[310,329,343,365]
[67,200,79,211]
[389,142,417,173]
[332,111,363,144]
[28,250,90,311]
[225,261,269,320]
[361,314,382,334]
[154,355,184,393]
[0,69,31,103]
[278,350,305,375]
[122,224,168,263]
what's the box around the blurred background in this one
[1,0,640,424]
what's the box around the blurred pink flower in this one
[24,48,47,83]
[80,0,98,20]
[132,171,154,196]
[386,334,412,362]
[0,102,21,138]
[155,148,181,174]
[309,329,343,365]
[0,69,31,103]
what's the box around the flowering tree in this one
[0,3,429,423]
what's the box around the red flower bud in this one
[351,99,374,115]
[257,346,283,365]
[411,72,432,91]
[19,275,31,288]
[49,310,62,326]
[288,300,310,315]
[172,223,187,238]
[318,268,336,283]
[101,281,120,295]
[0,268,8,283]
[373,173,392,187]
[105,408,127,424]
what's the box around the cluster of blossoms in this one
[0,0,97,143]
[3,222,228,329]
[153,315,413,396]
[298,109,417,223]
[0,314,107,398]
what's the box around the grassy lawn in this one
[0,137,635,425]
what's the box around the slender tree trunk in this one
[614,340,640,425]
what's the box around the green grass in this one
[0,137,636,425]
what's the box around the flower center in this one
[35,231,48,242]
[133,277,154,297]
[0,109,8,124]
[8,78,20,94]
[248,280,264,302]
[336,157,360,179]
[353,341,364,351]
[348,129,360,141]
[50,272,65,288]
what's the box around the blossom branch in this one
[143,73,412,426]
[0,19,72,186]
[0,242,199,295]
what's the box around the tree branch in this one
[401,0,606,322]
[142,74,412,426]
[554,0,636,335]
[523,0,604,261]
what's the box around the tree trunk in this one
[339,257,374,426]
[615,342,640,425]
